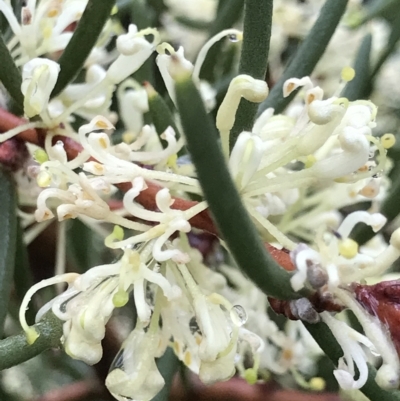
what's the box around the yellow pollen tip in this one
[359,184,378,198]
[173,341,181,355]
[183,351,192,367]
[309,377,325,391]
[381,133,396,149]
[93,162,104,174]
[358,164,369,172]
[96,120,109,129]
[36,171,51,187]
[282,348,293,361]
[99,137,108,149]
[113,290,129,307]
[341,66,355,82]
[42,25,52,39]
[306,93,316,105]
[339,238,359,259]
[244,368,258,385]
[167,154,178,169]
[287,82,295,93]
[47,9,59,17]
[122,132,135,144]
[25,327,39,345]
[33,149,49,164]
[305,155,316,168]
[235,32,243,41]
[111,5,118,15]
[113,225,124,241]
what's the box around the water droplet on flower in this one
[230,305,247,326]
[228,34,239,42]
[189,316,201,334]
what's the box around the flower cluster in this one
[1,0,400,400]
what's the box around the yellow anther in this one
[42,25,52,39]
[357,164,369,172]
[99,137,108,149]
[92,162,105,174]
[305,155,316,168]
[96,120,109,129]
[47,8,59,17]
[36,171,51,187]
[306,93,316,105]
[282,348,293,361]
[286,82,295,93]
[381,133,396,149]
[33,149,49,164]
[166,153,178,169]
[195,334,202,345]
[309,377,326,391]
[341,66,355,82]
[122,132,135,144]
[173,341,180,355]
[112,290,129,307]
[183,351,192,367]
[113,225,124,241]
[234,32,243,41]
[244,368,258,385]
[339,238,359,259]
[111,5,118,15]
[25,327,39,345]
[359,184,378,198]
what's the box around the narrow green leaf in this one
[305,322,400,401]
[13,221,35,324]
[174,72,299,300]
[199,0,244,82]
[51,0,116,98]
[371,7,400,80]
[0,169,17,337]
[0,313,62,371]
[0,35,23,114]
[258,0,348,115]
[66,219,109,273]
[341,33,372,101]
[175,16,211,31]
[146,83,184,154]
[357,0,400,26]
[229,0,273,151]
[147,0,167,26]
[131,0,154,29]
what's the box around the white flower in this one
[106,325,165,401]
[107,25,160,84]
[21,58,60,118]
[0,0,88,64]
[321,312,372,390]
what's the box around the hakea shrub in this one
[2,0,400,401]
